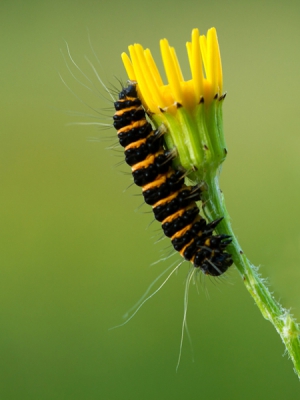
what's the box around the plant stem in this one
[152,92,300,378]
[203,172,300,378]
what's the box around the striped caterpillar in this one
[113,83,233,276]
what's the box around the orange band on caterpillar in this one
[113,84,232,276]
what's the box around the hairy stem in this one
[202,172,300,378]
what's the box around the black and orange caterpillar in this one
[113,83,233,276]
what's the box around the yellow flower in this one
[121,28,227,179]
[121,28,223,115]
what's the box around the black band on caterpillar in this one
[113,83,233,276]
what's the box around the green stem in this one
[203,172,300,378]
[152,99,300,378]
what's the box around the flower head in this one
[121,28,223,114]
[121,28,227,181]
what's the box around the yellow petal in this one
[160,38,183,104]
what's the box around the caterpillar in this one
[113,83,233,276]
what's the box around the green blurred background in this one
[1,0,300,398]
